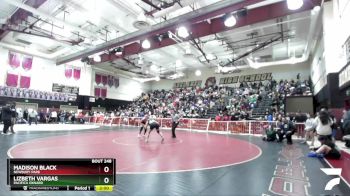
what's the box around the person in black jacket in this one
[10,103,17,134]
[1,104,12,134]
[277,117,296,144]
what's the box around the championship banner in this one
[8,51,21,68]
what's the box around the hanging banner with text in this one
[219,73,272,85]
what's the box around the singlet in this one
[148,115,158,124]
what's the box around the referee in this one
[171,110,180,138]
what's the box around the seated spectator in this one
[308,136,341,159]
[262,124,277,142]
[215,114,222,121]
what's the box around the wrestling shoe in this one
[307,152,317,157]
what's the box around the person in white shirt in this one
[145,115,164,143]
[50,111,57,123]
[302,114,315,146]
[29,110,38,125]
[314,110,333,141]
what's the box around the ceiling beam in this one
[0,0,48,40]
[57,0,322,65]
[56,0,263,65]
[92,0,322,65]
[141,0,162,11]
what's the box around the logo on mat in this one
[320,168,342,190]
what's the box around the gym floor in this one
[0,125,349,195]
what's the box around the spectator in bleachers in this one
[108,76,311,121]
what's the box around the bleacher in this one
[252,96,273,119]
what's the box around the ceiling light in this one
[150,64,157,70]
[224,14,237,27]
[176,59,182,67]
[141,39,151,49]
[93,55,101,62]
[312,5,320,15]
[177,26,189,38]
[287,0,303,10]
[313,5,320,12]
[155,76,160,81]
[206,53,216,60]
[195,70,201,76]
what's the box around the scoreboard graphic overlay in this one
[7,158,116,191]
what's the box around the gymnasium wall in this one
[150,61,311,90]
[91,69,150,101]
[322,0,350,74]
[311,0,350,109]
[0,47,92,96]
[0,47,149,101]
[310,37,326,94]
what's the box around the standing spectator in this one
[50,110,58,123]
[28,110,38,125]
[314,110,333,141]
[302,114,315,146]
[39,110,45,123]
[1,103,12,134]
[23,109,28,123]
[10,103,17,134]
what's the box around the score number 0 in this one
[103,166,110,184]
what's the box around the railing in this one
[82,116,306,138]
